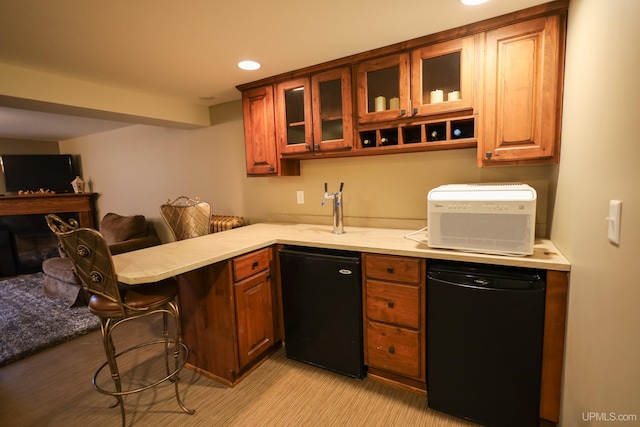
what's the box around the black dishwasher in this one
[279,246,365,379]
[427,261,546,427]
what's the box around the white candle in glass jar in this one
[448,90,461,101]
[430,90,444,104]
[389,97,400,110]
[374,96,386,112]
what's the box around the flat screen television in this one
[1,154,76,194]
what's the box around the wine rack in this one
[358,116,476,150]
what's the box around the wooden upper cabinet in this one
[479,14,564,166]
[275,69,354,155]
[311,67,354,152]
[357,37,474,124]
[356,53,410,124]
[237,1,567,170]
[411,36,475,116]
[242,86,278,175]
[275,78,313,155]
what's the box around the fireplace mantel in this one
[0,193,98,228]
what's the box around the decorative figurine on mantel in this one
[18,189,54,195]
[71,176,85,193]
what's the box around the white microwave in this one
[427,183,537,256]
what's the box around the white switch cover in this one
[607,200,622,245]
[296,191,304,204]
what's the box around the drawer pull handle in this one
[387,267,394,274]
[388,347,395,354]
[387,301,394,308]
[252,261,259,268]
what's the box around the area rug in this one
[0,272,100,367]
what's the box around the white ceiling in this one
[0,0,550,141]
[0,106,133,142]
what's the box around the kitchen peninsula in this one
[112,222,570,423]
[113,222,570,283]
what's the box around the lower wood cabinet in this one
[177,247,280,386]
[362,253,427,393]
[366,321,422,379]
[362,252,567,423]
[175,243,567,422]
[233,249,275,368]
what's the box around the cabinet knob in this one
[388,347,395,354]
[387,301,394,309]
[305,144,310,150]
[313,144,319,150]
[400,109,406,116]
[413,108,418,115]
[485,151,493,159]
[387,266,394,274]
[252,261,259,268]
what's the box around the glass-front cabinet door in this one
[275,78,313,155]
[311,67,353,152]
[356,53,410,124]
[410,36,475,116]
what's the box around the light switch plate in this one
[296,190,304,204]
[607,200,622,245]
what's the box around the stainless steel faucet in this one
[321,182,344,234]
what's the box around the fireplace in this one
[0,193,97,277]
[0,214,79,275]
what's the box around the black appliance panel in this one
[280,246,365,379]
[427,261,546,427]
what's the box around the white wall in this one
[60,108,248,241]
[551,0,640,424]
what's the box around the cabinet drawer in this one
[233,248,270,282]
[366,321,421,378]
[366,280,420,329]
[365,254,421,284]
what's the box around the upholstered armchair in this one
[42,213,161,306]
[99,213,161,255]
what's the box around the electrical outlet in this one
[607,200,622,245]
[296,191,304,204]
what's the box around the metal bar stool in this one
[45,214,195,426]
[160,196,212,241]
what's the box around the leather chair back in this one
[46,214,124,316]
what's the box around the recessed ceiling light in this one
[461,0,490,5]
[238,60,261,71]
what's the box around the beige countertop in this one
[112,222,571,285]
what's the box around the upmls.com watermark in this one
[582,412,638,422]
